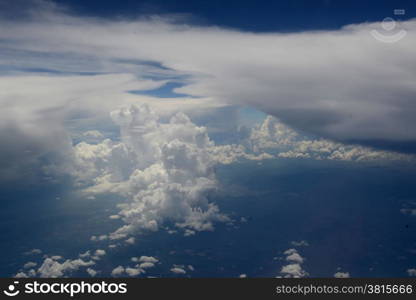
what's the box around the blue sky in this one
[1,0,416,278]
[51,0,413,31]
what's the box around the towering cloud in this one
[73,104,229,239]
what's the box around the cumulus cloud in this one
[81,130,105,144]
[125,267,144,277]
[86,268,97,277]
[36,257,95,278]
[16,245,157,279]
[290,240,309,247]
[94,249,106,256]
[170,267,187,275]
[91,249,106,260]
[125,237,135,244]
[15,272,29,278]
[79,250,91,258]
[73,104,229,239]
[23,262,37,269]
[334,272,350,278]
[400,201,416,216]
[279,248,308,278]
[247,116,415,162]
[15,268,37,278]
[284,249,304,264]
[139,262,155,269]
[132,256,159,264]
[111,264,146,277]
[83,130,104,139]
[24,249,42,255]
[280,263,308,278]
[69,104,411,249]
[90,235,108,242]
[139,255,159,264]
[50,255,63,260]
[107,255,160,277]
[111,266,125,277]
[400,209,416,216]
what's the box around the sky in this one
[39,0,414,31]
[1,0,416,278]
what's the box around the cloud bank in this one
[1,0,416,153]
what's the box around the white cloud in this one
[83,130,104,139]
[334,272,350,278]
[111,266,125,277]
[15,272,29,278]
[90,235,108,242]
[23,262,37,269]
[110,263,146,277]
[290,240,309,247]
[139,262,155,269]
[24,249,42,255]
[79,250,90,258]
[50,255,63,260]
[15,268,36,278]
[400,209,416,216]
[37,257,95,278]
[280,263,308,278]
[125,267,144,277]
[125,237,135,244]
[279,248,308,278]
[81,130,105,144]
[73,104,229,240]
[86,268,97,277]
[91,249,106,261]
[94,249,106,257]
[284,249,304,264]
[138,256,159,263]
[170,267,186,275]
[247,116,415,162]
[407,269,416,276]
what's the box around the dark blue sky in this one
[54,0,415,31]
